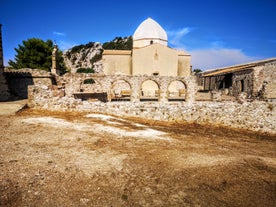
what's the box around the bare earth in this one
[0,108,275,207]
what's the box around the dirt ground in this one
[0,108,275,207]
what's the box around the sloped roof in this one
[202,57,276,77]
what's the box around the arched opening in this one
[111,79,131,101]
[74,79,107,102]
[140,79,159,101]
[168,80,186,101]
[80,78,100,92]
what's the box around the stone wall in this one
[0,72,9,101]
[28,83,276,134]
[200,59,276,101]
[57,73,197,103]
[253,62,276,100]
[4,68,55,99]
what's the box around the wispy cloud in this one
[167,27,192,48]
[166,28,259,70]
[190,48,259,70]
[53,31,66,36]
[57,40,77,51]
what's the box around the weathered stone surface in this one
[200,59,276,101]
[28,82,276,134]
[4,68,54,99]
[0,72,9,101]
[3,68,275,134]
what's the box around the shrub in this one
[90,50,103,65]
[83,78,95,84]
[76,68,95,73]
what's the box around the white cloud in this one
[53,31,66,36]
[167,27,260,70]
[190,48,258,70]
[167,27,192,48]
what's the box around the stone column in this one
[159,90,168,102]
[159,80,168,102]
[185,76,196,103]
[130,79,140,102]
[51,44,60,75]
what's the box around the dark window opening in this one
[240,80,245,92]
[218,74,233,89]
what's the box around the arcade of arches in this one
[60,74,196,103]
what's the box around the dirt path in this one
[0,100,27,115]
[0,109,275,206]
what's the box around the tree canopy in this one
[8,38,67,74]
[193,68,202,74]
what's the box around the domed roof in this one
[133,18,168,41]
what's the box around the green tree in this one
[102,36,133,50]
[193,68,202,74]
[8,38,67,73]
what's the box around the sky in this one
[1,0,276,70]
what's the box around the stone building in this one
[199,58,276,101]
[102,18,191,77]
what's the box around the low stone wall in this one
[28,85,276,134]
[0,72,9,101]
[4,68,54,99]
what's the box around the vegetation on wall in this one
[8,38,67,74]
[83,78,95,84]
[76,68,95,73]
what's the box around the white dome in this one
[133,18,168,41]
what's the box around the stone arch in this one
[80,78,102,93]
[140,79,160,101]
[111,79,132,100]
[167,80,187,101]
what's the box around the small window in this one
[150,40,154,44]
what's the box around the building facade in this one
[102,18,191,77]
[199,58,276,101]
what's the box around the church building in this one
[102,18,191,77]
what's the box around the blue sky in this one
[1,0,276,70]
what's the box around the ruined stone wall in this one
[253,61,276,100]
[57,74,197,102]
[201,69,254,98]
[28,84,276,134]
[0,72,9,101]
[200,60,276,101]
[232,69,253,97]
[4,68,54,99]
